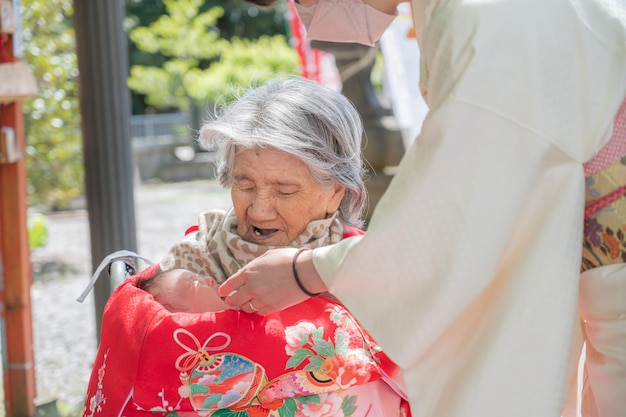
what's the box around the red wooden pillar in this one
[0,31,37,416]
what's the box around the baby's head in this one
[139,268,226,313]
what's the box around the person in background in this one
[221,1,626,416]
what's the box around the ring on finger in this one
[248,301,258,312]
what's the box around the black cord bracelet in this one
[292,248,321,297]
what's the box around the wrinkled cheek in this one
[284,224,307,243]
[231,191,250,215]
[231,199,250,233]
[236,223,248,239]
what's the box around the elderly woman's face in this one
[231,147,346,246]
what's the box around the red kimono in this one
[82,232,410,417]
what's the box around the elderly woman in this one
[82,78,410,417]
[158,76,367,303]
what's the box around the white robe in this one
[312,0,626,416]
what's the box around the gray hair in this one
[199,77,367,227]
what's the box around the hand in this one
[218,247,325,315]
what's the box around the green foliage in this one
[127,0,299,112]
[130,0,226,58]
[21,0,84,210]
[209,0,289,39]
[27,212,48,249]
[19,0,298,209]
[185,35,300,105]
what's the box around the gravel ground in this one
[3,179,231,416]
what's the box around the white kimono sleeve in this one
[313,0,626,416]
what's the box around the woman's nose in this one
[248,194,276,220]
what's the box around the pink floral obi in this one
[582,96,626,272]
[82,265,410,417]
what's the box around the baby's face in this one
[155,270,221,313]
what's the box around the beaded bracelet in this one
[292,248,321,297]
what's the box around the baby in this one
[138,268,231,313]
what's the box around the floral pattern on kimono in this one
[82,265,410,417]
[582,97,626,272]
[169,305,383,416]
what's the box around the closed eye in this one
[276,184,299,196]
[233,179,255,192]
[277,190,297,196]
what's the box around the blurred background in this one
[0,0,426,415]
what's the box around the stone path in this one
[3,179,231,416]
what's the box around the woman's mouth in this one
[252,227,278,239]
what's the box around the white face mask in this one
[294,0,397,47]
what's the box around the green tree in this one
[19,0,298,209]
[209,0,289,39]
[127,0,299,112]
[125,0,169,114]
[22,0,83,210]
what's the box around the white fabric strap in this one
[76,250,154,303]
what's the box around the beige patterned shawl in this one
[160,208,344,284]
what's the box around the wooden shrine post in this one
[0,3,39,413]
